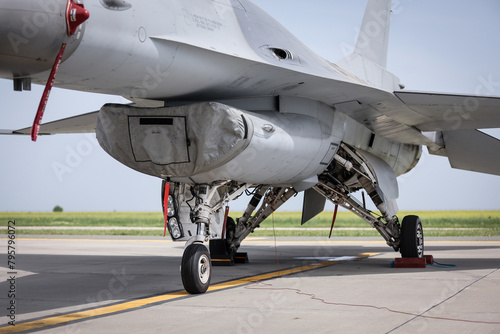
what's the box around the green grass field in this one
[1,211,499,237]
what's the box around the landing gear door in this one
[359,150,399,201]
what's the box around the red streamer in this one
[329,204,339,239]
[31,43,67,142]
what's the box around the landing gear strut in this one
[313,144,425,256]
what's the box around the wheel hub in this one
[198,254,210,284]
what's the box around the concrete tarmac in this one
[1,236,500,333]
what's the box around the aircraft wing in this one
[3,111,99,135]
[395,91,500,131]
[394,91,500,176]
[1,98,165,136]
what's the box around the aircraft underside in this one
[96,100,424,294]
[159,145,424,294]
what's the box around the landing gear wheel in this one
[181,243,211,294]
[400,215,424,258]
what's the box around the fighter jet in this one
[1,0,499,294]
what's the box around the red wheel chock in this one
[393,255,434,268]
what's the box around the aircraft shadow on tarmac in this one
[1,242,499,316]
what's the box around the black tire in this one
[181,243,211,294]
[400,215,424,258]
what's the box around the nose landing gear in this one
[176,182,247,294]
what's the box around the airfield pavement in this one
[1,236,500,333]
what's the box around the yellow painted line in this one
[0,253,378,333]
[208,252,379,292]
[0,291,189,334]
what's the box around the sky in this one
[1,0,499,213]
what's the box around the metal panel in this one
[358,150,399,200]
[443,130,500,176]
[301,188,326,225]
